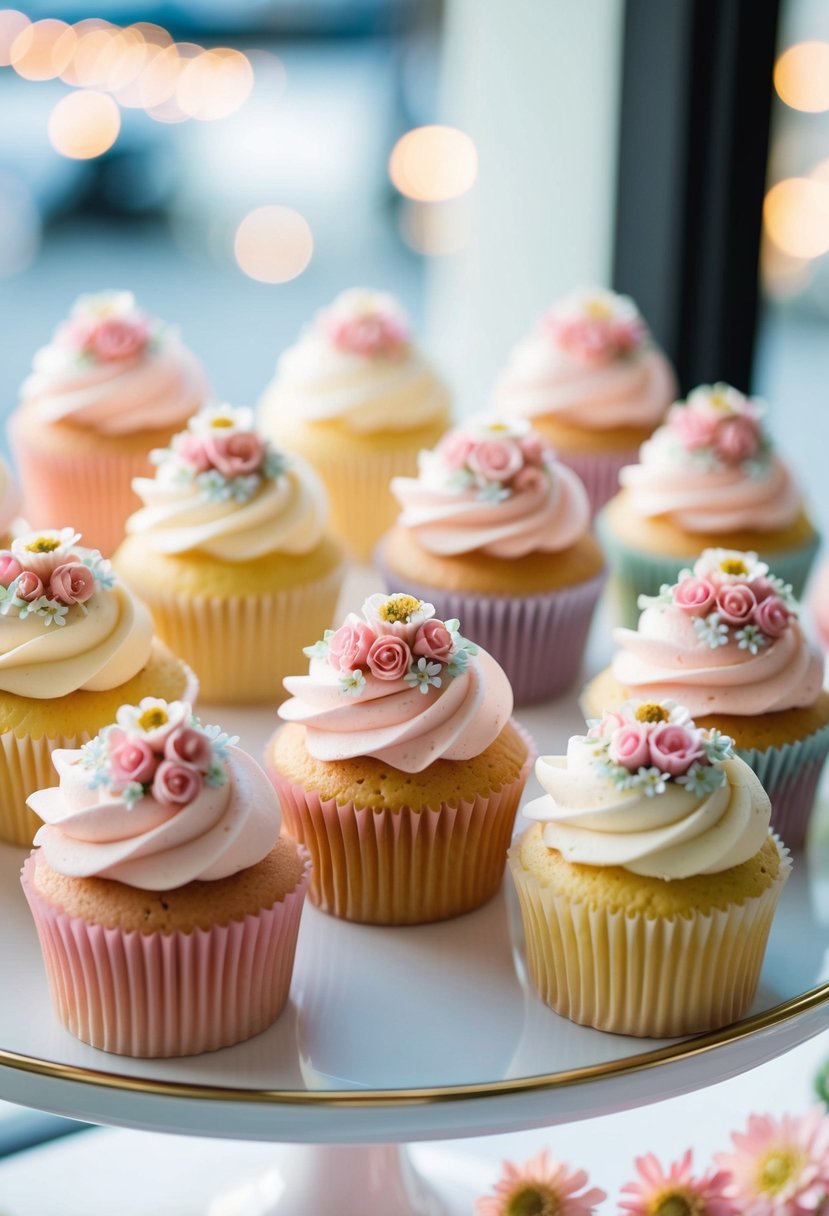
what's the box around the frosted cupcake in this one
[811,559,829,654]
[376,417,604,703]
[0,526,196,847]
[267,591,533,924]
[582,549,829,848]
[0,457,20,548]
[509,701,790,1037]
[259,288,451,560]
[493,287,676,513]
[8,291,208,556]
[22,699,310,1057]
[598,383,820,625]
[113,404,345,704]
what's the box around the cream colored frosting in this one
[29,746,280,890]
[0,457,20,537]
[523,738,770,879]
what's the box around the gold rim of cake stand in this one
[0,983,826,1107]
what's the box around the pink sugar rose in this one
[0,554,22,588]
[749,576,777,602]
[413,619,453,664]
[518,433,549,466]
[467,439,523,483]
[49,562,96,605]
[174,432,211,473]
[648,723,704,776]
[87,317,148,362]
[714,415,760,464]
[366,634,411,681]
[165,726,213,770]
[15,571,44,602]
[670,403,720,450]
[437,430,475,471]
[587,710,625,739]
[203,430,265,477]
[674,576,716,614]
[327,619,375,672]
[512,465,548,494]
[715,582,757,625]
[753,595,791,638]
[152,759,203,807]
[109,732,157,786]
[329,313,408,358]
[610,316,645,353]
[608,722,651,771]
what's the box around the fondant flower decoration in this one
[475,1148,606,1216]
[55,291,155,365]
[418,416,557,505]
[666,384,772,475]
[715,1106,829,1215]
[542,287,647,363]
[0,529,115,630]
[619,1149,739,1216]
[318,288,410,358]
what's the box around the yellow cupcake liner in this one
[507,835,791,1038]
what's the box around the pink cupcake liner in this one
[21,849,310,1058]
[266,721,535,925]
[556,447,640,516]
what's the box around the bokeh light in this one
[48,89,121,160]
[10,18,76,81]
[764,177,829,259]
[0,9,30,67]
[774,41,829,113]
[234,206,313,283]
[389,125,478,202]
[177,48,254,121]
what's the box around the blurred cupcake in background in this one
[493,287,676,513]
[376,417,604,704]
[810,557,829,655]
[114,404,345,704]
[8,291,209,556]
[598,383,820,626]
[0,457,20,548]
[259,288,451,560]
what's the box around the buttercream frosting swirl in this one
[612,549,823,716]
[620,383,802,532]
[127,404,328,559]
[493,287,676,430]
[20,291,208,436]
[279,592,513,772]
[260,288,450,434]
[390,417,590,557]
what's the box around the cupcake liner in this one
[736,722,829,850]
[267,721,535,925]
[134,564,344,704]
[556,448,640,517]
[21,849,310,1057]
[375,556,605,705]
[508,834,791,1038]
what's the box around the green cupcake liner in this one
[734,721,829,850]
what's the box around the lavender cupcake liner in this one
[556,447,640,517]
[736,721,829,850]
[375,554,605,705]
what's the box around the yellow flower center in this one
[584,298,611,320]
[25,537,60,553]
[758,1149,803,1195]
[138,707,169,731]
[635,702,669,724]
[506,1185,560,1216]
[379,595,422,624]
[210,416,234,428]
[720,558,748,576]
[709,391,731,410]
[653,1194,698,1216]
[486,423,510,433]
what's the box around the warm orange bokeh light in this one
[10,18,76,81]
[764,177,829,258]
[774,41,829,113]
[389,125,478,202]
[48,89,121,160]
[177,48,254,121]
[234,206,314,283]
[0,9,30,67]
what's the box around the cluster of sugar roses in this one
[0,528,115,629]
[319,289,410,359]
[55,290,160,365]
[80,698,238,811]
[151,405,287,505]
[667,383,771,473]
[423,417,556,504]
[642,549,797,656]
[304,593,479,698]
[588,699,735,798]
[543,288,646,362]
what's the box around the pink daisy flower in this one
[475,1148,605,1216]
[619,1149,738,1215]
[715,1107,829,1215]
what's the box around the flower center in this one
[709,391,731,410]
[380,595,422,624]
[635,702,669,724]
[210,416,234,428]
[138,707,169,731]
[758,1150,802,1195]
[506,1185,560,1216]
[486,422,510,433]
[720,558,748,576]
[25,537,60,553]
[654,1196,696,1216]
[584,298,611,320]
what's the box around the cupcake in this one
[8,290,209,556]
[113,403,345,705]
[582,548,829,848]
[493,287,677,513]
[22,698,310,1057]
[0,456,20,547]
[267,591,534,924]
[811,558,829,654]
[0,526,197,847]
[258,288,451,560]
[598,383,820,625]
[508,700,790,1037]
[376,417,605,704]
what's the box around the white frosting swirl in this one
[523,738,770,879]
[29,747,280,890]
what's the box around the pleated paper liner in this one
[135,564,344,704]
[374,558,605,706]
[507,834,791,1039]
[556,447,640,518]
[736,722,829,850]
[267,720,536,926]
[21,848,311,1058]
